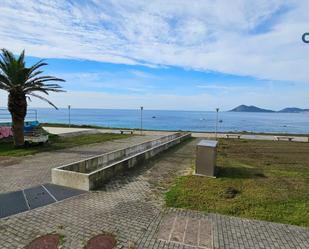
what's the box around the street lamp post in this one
[34,109,38,122]
[215,108,219,139]
[140,106,144,135]
[68,105,71,128]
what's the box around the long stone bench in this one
[274,136,294,142]
[226,134,241,139]
[52,132,191,190]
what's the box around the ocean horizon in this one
[13,108,309,135]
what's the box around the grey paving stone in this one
[170,216,187,243]
[1,138,308,249]
[0,135,159,193]
[184,218,199,246]
[43,183,86,201]
[199,220,212,248]
[157,214,176,241]
[0,190,28,218]
[24,185,55,209]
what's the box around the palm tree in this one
[0,49,65,147]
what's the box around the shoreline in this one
[42,122,309,137]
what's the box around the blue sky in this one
[27,56,274,95]
[0,1,309,110]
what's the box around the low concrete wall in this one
[52,132,191,190]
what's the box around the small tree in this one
[0,49,65,147]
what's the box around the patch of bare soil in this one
[141,138,197,198]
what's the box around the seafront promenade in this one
[1,1,309,248]
[1,133,308,249]
[44,126,309,142]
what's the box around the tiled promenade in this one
[0,135,158,193]
[44,126,309,143]
[0,137,308,248]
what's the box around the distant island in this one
[229,105,274,113]
[277,107,309,113]
[229,105,309,113]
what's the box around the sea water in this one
[31,108,309,134]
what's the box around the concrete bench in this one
[275,136,294,142]
[120,130,134,135]
[226,134,241,139]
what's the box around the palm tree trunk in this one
[8,91,27,147]
[11,115,25,146]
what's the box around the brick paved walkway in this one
[0,135,159,193]
[0,138,308,248]
[156,210,212,248]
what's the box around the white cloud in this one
[56,71,156,93]
[1,87,308,111]
[0,0,308,83]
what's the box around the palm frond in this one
[0,49,65,108]
[27,70,43,80]
[26,83,64,89]
[0,49,27,86]
[17,50,25,67]
[27,93,58,109]
[0,82,10,91]
[27,60,48,77]
[0,49,16,65]
[25,88,49,95]
[25,75,65,85]
[0,56,10,76]
[24,87,65,94]
[0,74,11,85]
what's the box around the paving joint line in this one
[21,189,30,210]
[41,184,58,202]
[182,217,189,244]
[198,219,201,247]
[168,215,177,242]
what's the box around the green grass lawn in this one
[0,133,132,157]
[165,139,309,227]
